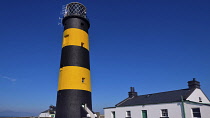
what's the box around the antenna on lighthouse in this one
[58,5,66,26]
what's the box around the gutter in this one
[185,100,210,106]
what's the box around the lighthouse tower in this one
[55,2,92,118]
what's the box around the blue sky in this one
[0,0,210,116]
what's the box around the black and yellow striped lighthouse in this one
[55,2,92,118]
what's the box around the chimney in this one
[128,87,137,98]
[188,78,200,89]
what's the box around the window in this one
[161,109,168,117]
[126,111,131,117]
[63,34,69,46]
[64,34,69,38]
[82,78,85,83]
[199,97,202,102]
[192,108,201,117]
[81,42,84,47]
[111,111,115,118]
[142,110,147,118]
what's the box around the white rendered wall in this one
[187,88,210,103]
[105,102,210,118]
[184,102,210,118]
[104,102,183,118]
[39,112,50,117]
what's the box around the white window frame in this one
[142,110,147,118]
[191,108,201,118]
[111,111,115,118]
[126,111,131,117]
[161,109,168,117]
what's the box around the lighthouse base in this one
[55,89,92,118]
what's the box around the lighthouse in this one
[55,2,93,118]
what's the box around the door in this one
[142,110,147,118]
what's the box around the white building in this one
[104,79,210,118]
[39,105,56,117]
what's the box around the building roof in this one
[116,88,195,107]
[40,105,56,114]
[41,110,49,113]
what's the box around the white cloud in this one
[0,74,16,82]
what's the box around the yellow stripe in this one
[62,28,89,50]
[58,66,91,91]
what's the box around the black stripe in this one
[62,15,90,33]
[55,89,92,118]
[60,45,90,69]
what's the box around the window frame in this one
[126,111,131,117]
[161,109,168,117]
[192,108,201,118]
[142,110,147,118]
[111,111,115,118]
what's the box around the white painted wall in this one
[39,112,50,117]
[187,88,210,103]
[105,102,210,118]
[104,102,183,118]
[184,102,210,118]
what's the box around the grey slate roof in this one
[41,110,49,113]
[116,88,195,107]
[41,105,56,114]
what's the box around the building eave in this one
[185,100,210,106]
[103,107,116,109]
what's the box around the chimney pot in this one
[128,87,138,98]
[130,87,135,92]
